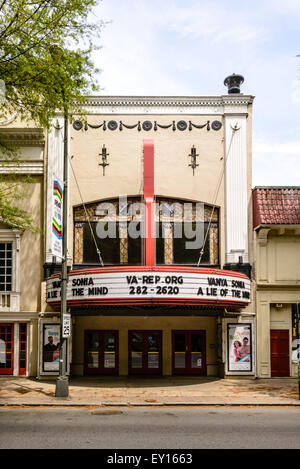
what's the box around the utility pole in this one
[55,107,69,398]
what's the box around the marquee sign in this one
[46,267,251,309]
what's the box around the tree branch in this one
[0,0,51,42]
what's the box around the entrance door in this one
[270,330,290,377]
[129,331,162,375]
[84,330,118,375]
[0,324,14,375]
[172,331,206,375]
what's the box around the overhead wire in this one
[54,112,105,266]
[69,157,104,267]
[58,122,239,269]
[68,153,104,267]
[197,123,239,266]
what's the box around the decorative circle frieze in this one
[211,120,222,131]
[73,120,83,131]
[177,120,187,131]
[108,120,118,131]
[71,119,219,133]
[142,121,153,131]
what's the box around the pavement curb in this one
[1,402,300,407]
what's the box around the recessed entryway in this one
[84,330,118,375]
[172,330,206,375]
[128,331,162,375]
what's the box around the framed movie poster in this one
[227,323,252,372]
[42,324,61,372]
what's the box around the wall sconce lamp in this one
[99,144,109,176]
[189,145,199,175]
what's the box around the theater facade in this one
[42,82,255,378]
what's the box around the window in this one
[82,222,121,265]
[73,197,219,267]
[0,243,12,291]
[156,199,219,266]
[74,198,143,266]
[0,229,21,312]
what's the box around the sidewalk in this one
[1,376,300,407]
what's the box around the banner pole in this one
[55,109,69,398]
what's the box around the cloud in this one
[94,0,272,95]
[291,80,300,103]
[254,140,300,157]
[93,1,196,95]
[93,0,300,188]
[265,0,300,20]
[165,4,269,45]
[253,139,300,186]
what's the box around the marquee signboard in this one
[46,267,251,309]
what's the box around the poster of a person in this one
[43,325,60,371]
[233,340,242,362]
[228,324,252,372]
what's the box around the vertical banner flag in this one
[52,176,63,258]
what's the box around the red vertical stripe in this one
[143,140,155,266]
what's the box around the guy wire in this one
[197,124,239,266]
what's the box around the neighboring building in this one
[253,187,300,378]
[0,116,45,376]
[43,77,256,378]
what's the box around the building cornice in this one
[0,127,45,146]
[78,95,254,107]
[0,312,38,321]
[0,161,44,175]
[254,224,300,232]
[71,95,254,116]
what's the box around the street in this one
[0,407,300,449]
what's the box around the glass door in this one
[0,324,14,375]
[172,331,206,375]
[84,330,118,375]
[129,331,162,375]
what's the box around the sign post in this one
[62,314,71,339]
[55,109,69,398]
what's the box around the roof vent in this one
[224,73,244,94]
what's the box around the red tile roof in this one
[253,187,300,228]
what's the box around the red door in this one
[84,330,118,375]
[172,331,206,375]
[0,324,14,375]
[128,331,162,375]
[270,330,290,377]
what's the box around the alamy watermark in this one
[93,196,205,250]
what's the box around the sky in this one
[90,0,300,187]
